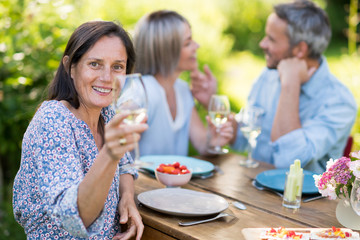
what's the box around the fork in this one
[178,212,229,226]
[252,180,283,198]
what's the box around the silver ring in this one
[119,138,127,146]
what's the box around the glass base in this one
[207,146,229,155]
[282,196,301,209]
[239,159,259,168]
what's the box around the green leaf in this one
[336,184,343,197]
[347,184,353,199]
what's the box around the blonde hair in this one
[134,10,188,77]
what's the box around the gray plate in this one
[138,188,229,217]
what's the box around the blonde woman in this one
[134,10,233,156]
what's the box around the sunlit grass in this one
[222,52,360,151]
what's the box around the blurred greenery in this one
[1,0,359,238]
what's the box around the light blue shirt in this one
[139,75,194,156]
[233,57,357,174]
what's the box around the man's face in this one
[259,13,293,69]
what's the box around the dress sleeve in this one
[271,99,357,169]
[118,151,139,178]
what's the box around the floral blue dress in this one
[13,100,138,239]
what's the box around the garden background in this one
[1,0,359,238]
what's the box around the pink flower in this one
[314,156,353,200]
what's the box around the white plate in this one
[137,188,229,217]
[140,155,214,176]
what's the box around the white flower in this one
[349,160,360,178]
[326,158,335,171]
[351,150,360,159]
[319,184,337,200]
[313,174,321,188]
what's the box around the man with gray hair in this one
[231,0,357,173]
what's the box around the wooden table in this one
[134,154,341,240]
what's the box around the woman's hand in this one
[207,114,234,148]
[104,112,148,161]
[112,193,144,240]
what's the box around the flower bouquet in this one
[313,151,360,200]
[314,151,360,230]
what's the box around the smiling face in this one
[70,36,127,111]
[176,23,199,72]
[259,13,293,69]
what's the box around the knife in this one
[302,195,326,203]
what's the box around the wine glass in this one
[236,105,264,168]
[351,178,360,216]
[207,94,231,154]
[112,73,149,169]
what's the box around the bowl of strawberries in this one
[155,162,192,187]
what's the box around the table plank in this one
[134,153,349,239]
[135,174,310,240]
[189,154,341,228]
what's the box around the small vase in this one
[336,197,360,230]
[350,178,360,216]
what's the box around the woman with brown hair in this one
[13,21,146,240]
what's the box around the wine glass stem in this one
[248,137,257,161]
[216,127,220,149]
[248,144,252,161]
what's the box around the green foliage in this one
[222,0,274,55]
[0,0,73,186]
[326,0,349,48]
[0,191,25,239]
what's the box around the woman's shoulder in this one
[142,75,159,89]
[38,100,65,110]
[32,100,72,125]
[175,78,190,88]
[38,100,69,114]
[142,75,164,100]
[23,100,73,141]
[175,78,192,96]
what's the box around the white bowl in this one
[155,170,192,187]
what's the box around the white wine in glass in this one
[207,95,230,154]
[209,111,229,128]
[236,105,264,168]
[112,73,149,169]
[121,108,147,125]
[239,126,261,140]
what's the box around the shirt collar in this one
[301,56,329,98]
